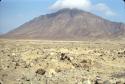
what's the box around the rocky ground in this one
[0,39,125,84]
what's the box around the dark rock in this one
[72,63,80,68]
[35,68,46,75]
[60,53,66,60]
[116,81,123,84]
[15,62,20,66]
[0,80,3,84]
[55,69,62,73]
[21,76,30,82]
[2,74,8,77]
[95,76,103,84]
[95,79,103,84]
[60,53,71,62]
[80,59,88,63]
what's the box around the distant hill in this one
[1,9,125,40]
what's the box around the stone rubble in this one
[0,40,125,84]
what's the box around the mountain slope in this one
[2,9,125,40]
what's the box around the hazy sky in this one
[0,0,125,34]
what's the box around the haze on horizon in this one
[0,0,125,34]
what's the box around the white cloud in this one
[94,3,116,16]
[51,0,92,11]
[50,0,116,16]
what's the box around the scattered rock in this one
[72,63,81,68]
[95,80,103,84]
[60,53,66,60]
[116,81,124,84]
[103,80,111,84]
[83,79,91,84]
[60,53,71,62]
[0,80,3,84]
[81,59,88,63]
[15,62,20,66]
[55,68,62,73]
[95,76,103,84]
[12,53,16,56]
[21,76,30,81]
[35,68,46,75]
[112,72,125,78]
[46,69,56,77]
[1,40,125,84]
[118,51,125,55]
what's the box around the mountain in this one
[1,9,125,40]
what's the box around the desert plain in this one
[0,39,125,84]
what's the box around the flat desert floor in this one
[0,39,125,84]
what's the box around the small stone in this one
[103,80,111,84]
[0,80,3,84]
[60,53,71,62]
[60,53,66,60]
[95,79,103,84]
[48,69,56,77]
[15,62,20,66]
[35,68,46,75]
[50,52,55,55]
[12,53,16,56]
[116,81,123,84]
[55,68,61,73]
[83,79,91,84]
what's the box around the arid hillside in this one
[1,9,125,40]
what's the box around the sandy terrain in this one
[0,39,125,84]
